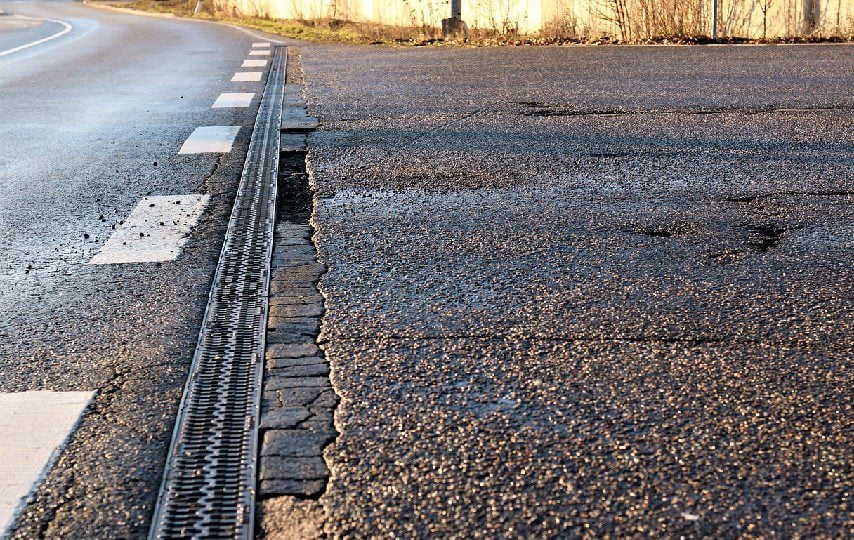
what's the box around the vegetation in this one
[112,0,852,45]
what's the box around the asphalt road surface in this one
[0,1,272,536]
[1,1,851,537]
[295,43,853,536]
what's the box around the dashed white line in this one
[0,391,94,536]
[212,92,254,108]
[179,126,241,154]
[252,42,271,47]
[241,59,267,68]
[0,15,73,58]
[231,71,263,82]
[89,194,210,264]
[248,50,270,56]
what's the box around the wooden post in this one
[712,0,719,38]
[803,0,818,33]
[443,0,468,38]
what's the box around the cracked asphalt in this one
[297,44,853,536]
[0,1,265,536]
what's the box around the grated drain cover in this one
[149,46,286,539]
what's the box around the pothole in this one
[746,223,788,252]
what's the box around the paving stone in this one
[303,411,334,426]
[262,391,282,409]
[312,389,339,408]
[266,376,331,390]
[270,283,321,296]
[267,332,311,345]
[299,419,336,433]
[281,118,319,132]
[262,430,335,457]
[273,227,314,239]
[269,291,323,305]
[266,355,326,369]
[272,246,316,258]
[267,313,318,327]
[273,262,324,278]
[270,270,320,285]
[268,303,323,318]
[273,232,310,244]
[258,203,337,502]
[271,259,316,270]
[260,407,311,430]
[267,325,318,345]
[260,478,326,497]
[259,456,328,480]
[274,235,309,247]
[283,107,310,121]
[273,364,330,378]
[268,318,320,335]
[279,387,324,407]
[267,327,318,342]
[277,231,309,239]
[267,343,319,358]
[271,257,317,269]
[279,133,308,152]
[275,222,311,236]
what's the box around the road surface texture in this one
[275,44,853,537]
[0,1,273,536]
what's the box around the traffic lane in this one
[0,13,57,52]
[0,1,266,536]
[299,43,853,535]
[0,0,257,389]
[0,3,95,62]
[323,338,849,537]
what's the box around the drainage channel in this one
[149,46,286,539]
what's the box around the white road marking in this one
[252,42,271,47]
[248,50,270,56]
[212,92,254,108]
[179,126,241,154]
[231,71,263,82]
[0,391,94,536]
[89,194,210,264]
[0,15,72,58]
[241,59,267,68]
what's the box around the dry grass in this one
[117,0,435,44]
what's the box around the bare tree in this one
[597,0,631,39]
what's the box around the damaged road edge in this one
[257,53,338,539]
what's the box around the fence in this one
[213,0,853,38]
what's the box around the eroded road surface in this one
[279,44,853,536]
[0,1,273,536]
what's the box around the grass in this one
[113,0,437,44]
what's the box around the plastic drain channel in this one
[149,46,286,539]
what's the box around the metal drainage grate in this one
[149,46,286,539]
